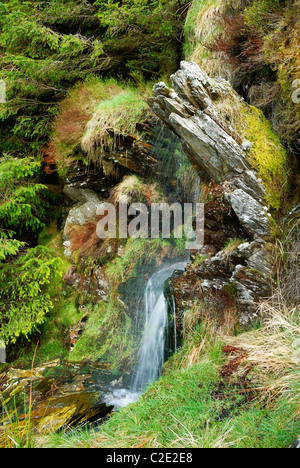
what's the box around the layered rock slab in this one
[149,62,278,323]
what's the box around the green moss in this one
[51,77,153,174]
[105,238,181,293]
[244,106,288,210]
[69,300,135,373]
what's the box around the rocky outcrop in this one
[150,61,278,324]
[149,61,270,216]
[81,122,159,179]
[0,361,114,434]
[171,239,274,326]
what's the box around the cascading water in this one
[105,258,188,409]
[132,260,187,392]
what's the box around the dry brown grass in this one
[66,220,120,261]
[222,297,300,414]
[278,218,300,307]
[181,300,237,369]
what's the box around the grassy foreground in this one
[39,300,300,449]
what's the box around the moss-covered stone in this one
[0,360,113,438]
[240,106,288,210]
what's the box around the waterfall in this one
[132,260,186,392]
[105,258,187,408]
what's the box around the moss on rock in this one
[243,106,288,210]
[50,77,153,176]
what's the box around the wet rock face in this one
[150,61,277,325]
[171,240,274,327]
[0,361,114,433]
[227,189,271,238]
[149,61,270,226]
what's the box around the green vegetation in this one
[0,0,189,351]
[51,77,153,174]
[0,0,188,158]
[244,0,282,34]
[70,237,184,371]
[42,302,300,448]
[0,0,298,451]
[81,83,153,167]
[183,0,230,78]
[0,244,62,343]
[241,106,288,210]
[0,156,63,344]
[214,90,288,210]
[96,0,187,76]
[69,299,135,372]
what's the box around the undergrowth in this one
[69,237,185,372]
[41,306,300,448]
[49,77,153,175]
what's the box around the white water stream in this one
[104,259,187,409]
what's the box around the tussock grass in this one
[81,86,152,166]
[111,175,164,206]
[50,77,153,174]
[184,0,232,79]
[223,298,300,400]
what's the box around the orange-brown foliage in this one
[66,219,120,260]
[41,143,57,174]
[208,14,264,71]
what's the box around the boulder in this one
[0,361,114,435]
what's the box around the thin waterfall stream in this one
[105,258,188,409]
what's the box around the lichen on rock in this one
[149,61,284,324]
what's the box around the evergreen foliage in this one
[0,245,62,343]
[0,0,189,348]
[0,155,62,343]
[0,0,188,155]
